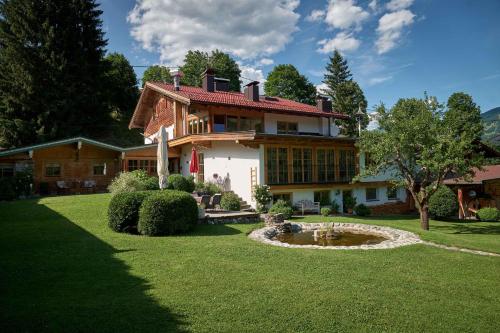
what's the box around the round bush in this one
[220,192,241,211]
[0,178,16,201]
[429,186,458,219]
[477,207,500,222]
[269,199,293,219]
[108,170,158,195]
[108,191,154,232]
[138,190,198,236]
[167,174,193,193]
[321,207,332,216]
[354,204,371,216]
[143,176,160,190]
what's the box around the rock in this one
[264,213,284,226]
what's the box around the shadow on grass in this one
[188,223,242,236]
[432,223,500,235]
[0,199,187,332]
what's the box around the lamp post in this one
[355,104,364,136]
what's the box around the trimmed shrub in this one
[195,181,221,196]
[220,192,241,211]
[354,204,371,216]
[138,190,198,236]
[108,170,158,195]
[167,174,193,193]
[429,186,458,219]
[185,175,196,193]
[343,195,356,211]
[253,184,272,213]
[321,207,332,216]
[0,178,16,201]
[269,199,293,219]
[477,207,500,222]
[108,191,154,232]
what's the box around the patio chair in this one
[81,180,96,194]
[56,181,70,195]
[200,195,211,209]
[210,193,222,210]
[297,199,320,215]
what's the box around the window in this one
[277,121,298,134]
[387,187,398,200]
[93,163,106,176]
[213,114,226,132]
[0,164,14,178]
[317,149,335,183]
[45,163,61,177]
[226,116,238,131]
[273,193,291,204]
[128,160,138,171]
[292,148,312,183]
[339,150,355,182]
[150,160,157,174]
[198,153,204,182]
[266,147,288,184]
[314,191,330,206]
[366,188,378,201]
[139,160,149,171]
[240,117,251,131]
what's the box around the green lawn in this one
[1,194,499,332]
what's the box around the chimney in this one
[214,77,230,92]
[244,81,260,102]
[316,96,332,112]
[202,68,215,92]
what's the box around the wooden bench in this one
[296,200,320,215]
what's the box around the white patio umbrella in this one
[157,126,169,189]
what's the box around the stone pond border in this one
[249,222,422,250]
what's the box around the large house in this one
[129,69,411,213]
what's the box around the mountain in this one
[482,107,500,146]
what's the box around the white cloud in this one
[316,83,329,95]
[386,0,414,11]
[306,9,325,22]
[317,32,360,53]
[368,75,392,85]
[324,0,369,30]
[375,9,415,54]
[127,0,300,65]
[368,0,378,11]
[240,65,265,94]
[258,58,274,66]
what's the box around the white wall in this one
[180,141,260,207]
[351,186,407,207]
[264,113,326,135]
[144,125,174,144]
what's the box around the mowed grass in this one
[0,194,499,332]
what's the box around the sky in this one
[99,0,500,113]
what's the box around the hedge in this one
[220,192,241,211]
[138,190,198,236]
[269,200,293,219]
[167,174,195,193]
[108,191,154,232]
[477,207,500,222]
[429,186,458,219]
[354,204,371,216]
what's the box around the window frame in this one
[365,187,378,201]
[277,121,299,135]
[93,162,106,176]
[45,162,61,177]
[387,186,398,200]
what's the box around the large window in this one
[212,114,262,133]
[188,116,210,134]
[127,159,156,175]
[277,121,298,134]
[0,164,14,178]
[387,186,398,200]
[314,191,330,205]
[267,147,288,184]
[272,193,291,204]
[366,188,378,201]
[292,148,312,183]
[213,114,226,132]
[339,150,355,182]
[317,148,335,183]
[226,116,238,131]
[93,163,106,176]
[45,163,61,177]
[128,160,138,171]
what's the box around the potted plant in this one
[343,195,356,214]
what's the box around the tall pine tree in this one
[322,50,367,137]
[0,0,110,148]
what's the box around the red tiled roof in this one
[148,82,348,119]
[443,165,500,185]
[144,97,174,136]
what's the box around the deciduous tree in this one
[264,64,317,105]
[141,65,172,86]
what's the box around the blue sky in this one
[99,0,500,112]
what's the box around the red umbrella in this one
[189,147,199,174]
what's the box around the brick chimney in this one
[202,68,215,92]
[214,77,230,92]
[244,81,259,102]
[316,96,332,112]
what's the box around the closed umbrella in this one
[189,147,199,175]
[157,126,169,189]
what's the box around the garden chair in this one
[200,195,211,208]
[56,181,70,195]
[297,199,320,215]
[81,180,96,194]
[210,193,222,210]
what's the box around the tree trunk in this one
[420,205,430,230]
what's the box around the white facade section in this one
[180,141,260,207]
[351,186,407,207]
[264,113,327,135]
[144,125,174,144]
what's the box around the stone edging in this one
[248,222,422,250]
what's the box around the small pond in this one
[275,230,388,247]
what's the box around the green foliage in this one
[330,200,340,213]
[14,169,33,197]
[343,195,357,210]
[108,170,158,195]
[358,92,484,229]
[429,186,458,219]
[264,64,317,105]
[180,50,241,91]
[142,65,172,86]
[269,199,293,219]
[321,207,332,216]
[195,181,221,195]
[0,0,109,147]
[107,191,154,232]
[354,204,371,216]
[166,174,194,193]
[253,184,272,212]
[220,192,241,211]
[476,207,500,222]
[0,178,16,200]
[138,190,198,236]
[321,50,367,137]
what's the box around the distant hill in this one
[482,107,500,146]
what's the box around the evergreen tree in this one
[142,65,172,86]
[322,50,367,136]
[264,64,317,105]
[180,50,241,91]
[0,0,109,148]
